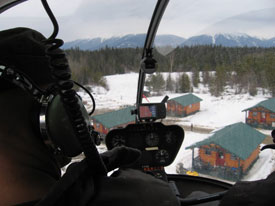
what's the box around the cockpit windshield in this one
[1,0,275,184]
[153,0,275,182]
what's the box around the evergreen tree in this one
[247,70,257,96]
[178,73,191,93]
[145,73,165,95]
[202,71,210,86]
[192,67,200,87]
[264,53,275,96]
[65,46,275,95]
[202,64,211,86]
[209,65,226,96]
[166,73,175,92]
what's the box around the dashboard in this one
[105,122,184,168]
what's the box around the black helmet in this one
[0,27,54,90]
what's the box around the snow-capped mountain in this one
[62,34,185,50]
[181,34,274,47]
[63,33,275,50]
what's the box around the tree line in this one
[65,46,275,96]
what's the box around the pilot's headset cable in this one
[41,0,107,175]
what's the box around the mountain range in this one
[62,33,275,50]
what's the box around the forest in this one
[65,45,275,97]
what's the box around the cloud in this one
[156,0,275,38]
[200,8,275,38]
[73,0,155,20]
[0,0,274,41]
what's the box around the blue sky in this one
[0,0,274,41]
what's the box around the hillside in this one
[63,34,185,50]
[63,33,275,50]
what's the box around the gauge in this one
[165,131,175,144]
[145,132,159,147]
[111,135,126,147]
[155,149,169,164]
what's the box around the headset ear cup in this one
[46,94,90,157]
[30,100,43,138]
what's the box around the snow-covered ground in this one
[79,72,275,182]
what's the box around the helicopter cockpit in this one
[1,0,275,205]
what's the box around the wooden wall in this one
[199,144,260,172]
[246,107,275,128]
[93,120,109,134]
[167,100,200,117]
[199,145,216,166]
[240,146,260,172]
[185,102,200,115]
[167,101,183,116]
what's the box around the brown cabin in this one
[91,106,135,135]
[186,122,266,181]
[167,93,202,117]
[243,98,275,129]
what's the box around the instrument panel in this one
[105,122,184,167]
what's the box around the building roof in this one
[168,93,202,107]
[186,122,266,160]
[242,98,275,113]
[91,106,135,129]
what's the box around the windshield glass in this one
[153,0,275,182]
[0,0,155,41]
[1,0,275,184]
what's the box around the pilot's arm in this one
[35,146,180,206]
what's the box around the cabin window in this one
[189,104,192,108]
[252,112,257,116]
[205,148,211,155]
[96,123,100,128]
[270,114,275,119]
[230,154,237,160]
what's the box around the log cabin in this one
[186,122,266,181]
[166,93,202,117]
[91,106,135,136]
[243,98,275,129]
